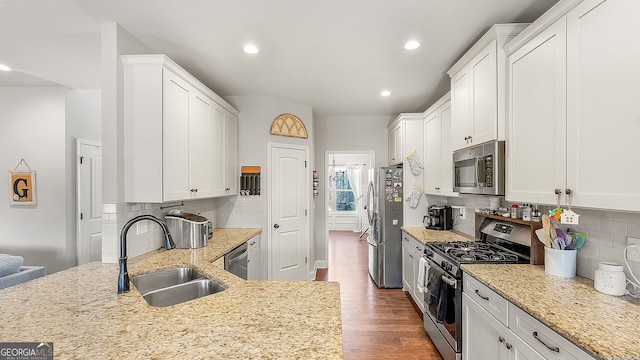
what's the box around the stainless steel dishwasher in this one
[224,242,248,279]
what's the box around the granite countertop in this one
[462,264,640,360]
[401,226,474,245]
[0,228,343,359]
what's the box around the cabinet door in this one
[506,19,567,205]
[451,69,472,151]
[507,330,546,360]
[162,70,191,201]
[424,112,441,192]
[566,0,640,211]
[189,92,213,198]
[439,103,456,196]
[247,236,260,280]
[462,292,508,360]
[211,105,226,196]
[224,111,239,194]
[388,122,403,165]
[470,40,498,146]
[410,240,425,312]
[388,127,396,165]
[401,236,414,294]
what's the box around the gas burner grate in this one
[428,241,525,264]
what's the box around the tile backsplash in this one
[429,194,640,283]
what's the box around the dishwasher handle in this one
[227,248,248,264]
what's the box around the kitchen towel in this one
[426,266,446,322]
[416,257,428,293]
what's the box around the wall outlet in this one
[137,220,149,235]
[451,206,466,221]
[627,237,640,262]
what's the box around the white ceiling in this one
[0,0,558,116]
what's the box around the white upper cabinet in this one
[565,0,640,211]
[123,54,239,203]
[448,24,528,151]
[388,120,404,165]
[506,18,567,205]
[423,92,458,196]
[506,0,640,211]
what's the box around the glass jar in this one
[511,205,519,219]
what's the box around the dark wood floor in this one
[317,231,443,360]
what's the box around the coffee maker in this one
[424,205,453,230]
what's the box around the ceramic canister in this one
[594,262,627,296]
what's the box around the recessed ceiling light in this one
[0,64,10,71]
[380,90,391,97]
[404,40,420,50]
[243,44,259,54]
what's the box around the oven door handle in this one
[424,256,458,290]
[441,275,457,288]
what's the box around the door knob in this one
[274,224,280,229]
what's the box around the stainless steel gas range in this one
[422,218,533,360]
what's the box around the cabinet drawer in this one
[463,273,509,325]
[508,304,596,360]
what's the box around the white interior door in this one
[269,144,309,281]
[77,139,102,265]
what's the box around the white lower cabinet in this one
[402,232,425,312]
[463,292,544,360]
[463,273,595,360]
[247,235,260,280]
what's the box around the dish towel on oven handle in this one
[426,266,451,323]
[417,256,428,293]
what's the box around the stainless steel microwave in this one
[453,140,505,195]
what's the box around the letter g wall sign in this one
[9,170,37,206]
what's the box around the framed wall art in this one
[9,159,37,206]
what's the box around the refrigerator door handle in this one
[366,181,375,226]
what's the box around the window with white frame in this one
[328,168,357,212]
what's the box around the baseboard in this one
[312,260,327,280]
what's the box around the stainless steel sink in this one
[142,279,226,307]
[131,267,204,294]
[131,267,226,307]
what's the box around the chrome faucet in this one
[117,214,175,294]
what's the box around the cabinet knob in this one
[225,187,231,191]
[565,189,573,195]
[554,188,562,195]
[273,224,280,229]
[498,336,505,343]
[506,343,512,350]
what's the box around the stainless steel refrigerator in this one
[366,167,403,288]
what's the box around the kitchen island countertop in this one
[0,228,343,359]
[462,264,640,360]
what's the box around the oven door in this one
[423,256,462,360]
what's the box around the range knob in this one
[425,248,434,258]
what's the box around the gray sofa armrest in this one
[0,266,46,290]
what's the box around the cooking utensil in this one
[553,237,565,250]
[535,228,547,246]
[550,220,558,241]
[574,232,586,249]
[541,214,552,248]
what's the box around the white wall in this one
[221,95,314,278]
[0,87,70,273]
[314,115,392,268]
